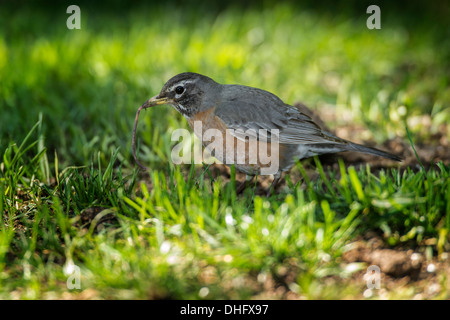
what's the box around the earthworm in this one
[132,104,150,170]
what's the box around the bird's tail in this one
[346,142,402,162]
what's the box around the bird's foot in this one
[236,175,255,194]
[266,173,282,197]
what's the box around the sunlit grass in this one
[1,119,448,299]
[0,1,449,299]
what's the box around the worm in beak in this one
[132,95,169,170]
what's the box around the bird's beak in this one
[141,95,170,109]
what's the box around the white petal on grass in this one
[160,241,171,254]
[225,213,235,226]
[167,255,178,265]
[363,288,373,298]
[223,254,233,263]
[199,287,210,298]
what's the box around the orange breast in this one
[186,108,285,175]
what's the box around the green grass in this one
[0,1,449,299]
[1,122,448,299]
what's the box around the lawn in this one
[0,0,449,299]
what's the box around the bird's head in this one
[141,72,218,117]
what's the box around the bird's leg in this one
[236,175,255,194]
[266,172,282,197]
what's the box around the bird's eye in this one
[175,86,185,95]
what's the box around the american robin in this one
[133,72,401,194]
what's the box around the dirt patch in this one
[340,233,450,299]
[77,206,117,232]
[342,233,424,279]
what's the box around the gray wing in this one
[215,84,346,145]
